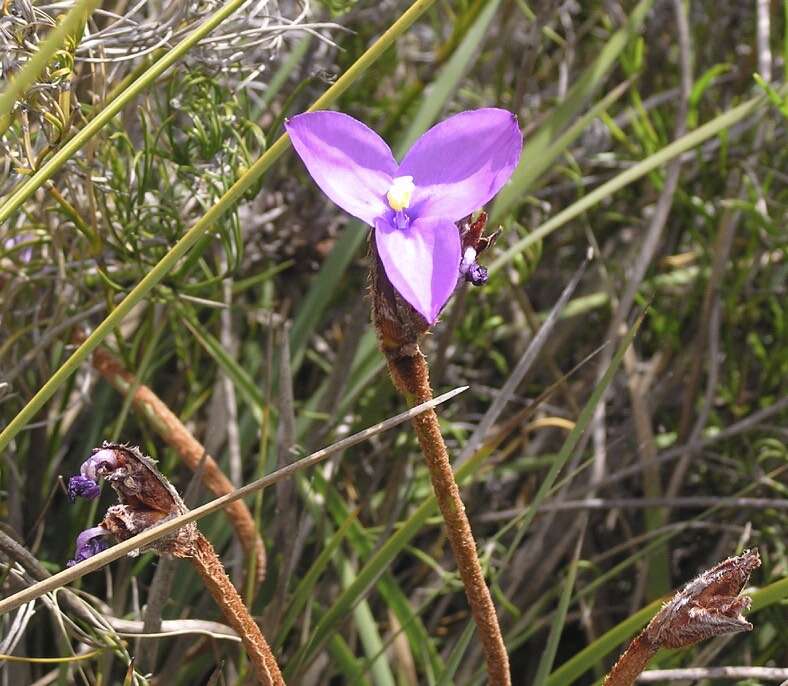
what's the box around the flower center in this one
[386,175,415,211]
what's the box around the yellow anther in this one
[386,176,415,211]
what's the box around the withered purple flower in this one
[67,475,101,502]
[62,443,285,683]
[67,526,109,567]
[78,447,122,482]
[66,447,122,503]
[285,109,522,323]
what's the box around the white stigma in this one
[386,175,415,211]
[460,247,477,272]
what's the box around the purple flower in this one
[285,109,522,323]
[67,526,110,567]
[67,475,101,502]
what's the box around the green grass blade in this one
[328,633,373,686]
[436,619,476,686]
[341,560,397,686]
[317,470,443,678]
[0,0,440,453]
[397,0,503,152]
[275,509,360,650]
[488,92,772,274]
[286,446,491,677]
[256,36,313,112]
[532,538,583,686]
[290,226,367,371]
[490,0,654,223]
[500,311,645,560]
[179,310,265,420]
[546,600,658,686]
[500,79,630,200]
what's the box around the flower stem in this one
[603,635,657,686]
[386,351,510,686]
[90,344,266,584]
[185,533,285,686]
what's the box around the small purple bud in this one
[67,526,110,567]
[464,262,488,286]
[459,246,488,286]
[67,475,100,503]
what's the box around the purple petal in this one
[374,216,461,323]
[285,111,397,226]
[67,526,109,567]
[67,475,100,503]
[399,109,522,221]
[80,448,120,482]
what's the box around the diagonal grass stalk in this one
[0,0,440,453]
[0,387,466,616]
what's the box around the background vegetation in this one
[1,0,786,684]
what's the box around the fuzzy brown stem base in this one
[603,635,657,686]
[91,345,266,584]
[187,533,285,686]
[387,352,511,686]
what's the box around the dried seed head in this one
[66,442,198,564]
[646,549,760,649]
[84,443,190,516]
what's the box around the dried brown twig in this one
[604,549,761,686]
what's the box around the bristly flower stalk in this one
[604,549,761,686]
[66,443,284,685]
[287,109,523,685]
